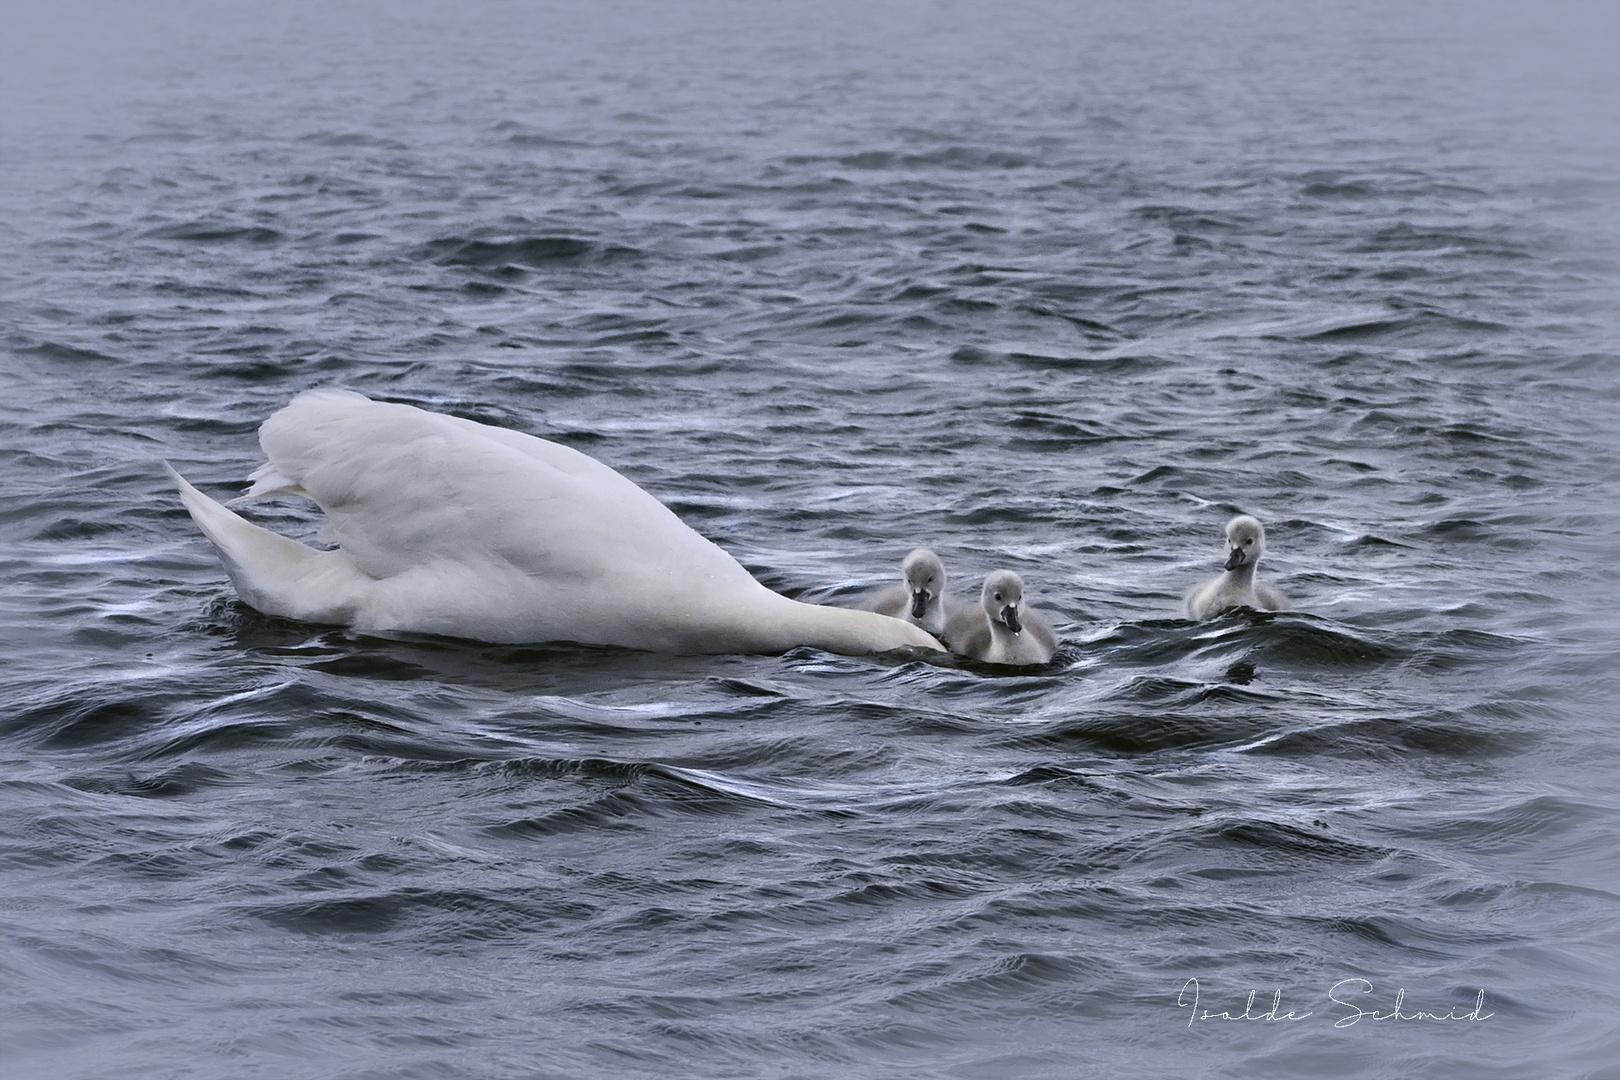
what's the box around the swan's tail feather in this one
[165,462,367,625]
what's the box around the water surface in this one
[2,2,1618,1077]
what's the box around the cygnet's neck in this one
[1225,560,1258,587]
[988,617,1021,650]
[915,594,946,637]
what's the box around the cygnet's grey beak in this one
[1002,604,1023,633]
[1224,547,1246,571]
[911,590,929,619]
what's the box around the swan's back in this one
[259,390,750,592]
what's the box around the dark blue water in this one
[3,2,1618,1077]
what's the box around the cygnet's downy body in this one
[1184,514,1290,619]
[859,548,951,640]
[944,569,1059,666]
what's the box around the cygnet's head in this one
[901,548,946,619]
[980,569,1027,634]
[1222,515,1267,571]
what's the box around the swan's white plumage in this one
[943,569,1059,666]
[1184,514,1289,619]
[170,390,944,656]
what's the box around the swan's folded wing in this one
[226,461,308,505]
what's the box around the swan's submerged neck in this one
[757,591,942,655]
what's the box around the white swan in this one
[857,548,952,640]
[943,569,1059,666]
[1184,514,1290,619]
[168,390,945,656]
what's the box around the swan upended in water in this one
[168,390,945,656]
[943,569,1059,665]
[1184,514,1290,619]
[857,547,952,640]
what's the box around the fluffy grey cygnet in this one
[859,548,951,639]
[944,569,1059,666]
[1184,514,1290,619]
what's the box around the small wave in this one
[59,762,235,799]
[1305,310,1510,342]
[1377,794,1600,853]
[996,710,1248,753]
[1109,612,1410,671]
[140,223,284,245]
[296,131,405,149]
[242,889,559,938]
[1240,306,1512,343]
[481,758,774,838]
[711,244,782,263]
[1419,517,1532,548]
[5,687,168,750]
[18,341,122,365]
[1296,169,1488,201]
[1241,713,1531,759]
[1408,627,1534,673]
[1133,205,1247,232]
[998,766,1115,795]
[419,235,640,268]
[946,343,1155,373]
[1099,674,1282,708]
[1019,303,1133,337]
[505,132,591,148]
[1351,221,1529,258]
[783,146,1033,170]
[881,951,1085,1013]
[1241,615,1408,668]
[1203,817,1390,861]
[1311,913,1521,956]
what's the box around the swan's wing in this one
[226,461,308,505]
[255,391,751,589]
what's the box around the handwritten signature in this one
[1178,978,1494,1028]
